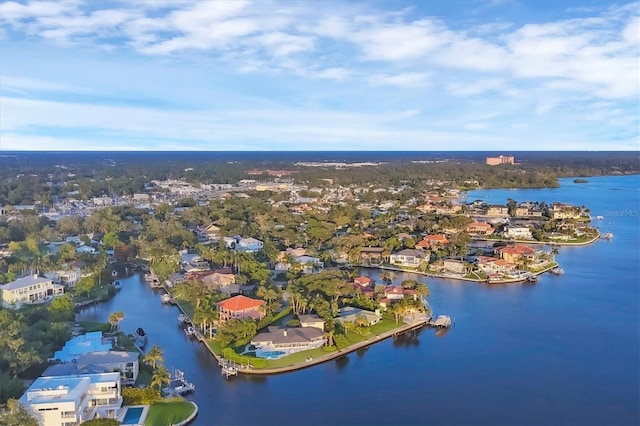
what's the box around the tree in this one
[144,345,164,370]
[150,365,171,391]
[47,296,74,321]
[74,276,96,298]
[0,399,39,426]
[108,311,124,332]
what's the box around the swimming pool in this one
[258,350,286,359]
[121,407,144,425]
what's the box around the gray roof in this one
[0,275,52,291]
[43,363,109,377]
[394,249,426,258]
[76,351,139,366]
[252,326,324,345]
[298,314,323,323]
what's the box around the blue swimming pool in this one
[121,407,144,425]
[258,350,286,359]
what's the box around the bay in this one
[77,175,640,426]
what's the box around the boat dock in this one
[219,359,238,379]
[164,368,195,396]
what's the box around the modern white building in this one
[20,372,122,426]
[45,351,140,386]
[53,332,113,362]
[0,275,65,309]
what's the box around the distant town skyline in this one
[0,0,638,151]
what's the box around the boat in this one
[550,267,565,275]
[134,327,148,350]
[602,231,613,240]
[526,275,540,283]
[177,313,189,324]
[596,215,604,220]
[161,294,172,304]
[432,315,452,328]
[184,326,196,337]
[114,281,122,291]
[111,270,118,278]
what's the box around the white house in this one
[298,314,325,330]
[390,249,427,268]
[45,266,82,287]
[0,275,65,309]
[236,237,264,252]
[43,351,140,386]
[335,307,382,326]
[504,227,533,240]
[250,326,325,357]
[20,372,122,426]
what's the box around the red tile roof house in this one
[216,295,266,323]
[467,222,495,235]
[418,234,450,249]
[384,285,406,300]
[495,246,537,264]
[353,276,374,287]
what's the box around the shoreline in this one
[470,232,600,247]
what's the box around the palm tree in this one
[150,365,171,392]
[108,311,124,332]
[144,345,164,370]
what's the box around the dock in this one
[219,359,238,379]
[164,368,195,396]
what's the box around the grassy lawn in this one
[144,400,195,426]
[175,299,195,318]
[135,368,152,386]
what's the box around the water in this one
[77,175,640,426]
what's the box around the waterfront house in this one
[44,265,82,288]
[443,259,466,274]
[486,204,509,216]
[467,222,494,236]
[475,256,516,275]
[236,237,264,253]
[217,295,265,323]
[504,226,533,240]
[20,372,122,425]
[384,286,405,300]
[359,247,385,265]
[335,307,382,326]
[390,249,427,268]
[250,325,325,357]
[495,246,537,264]
[44,351,139,386]
[548,202,585,220]
[0,275,65,309]
[353,276,374,287]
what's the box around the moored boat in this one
[161,294,172,304]
[114,281,122,291]
[177,313,189,324]
[134,327,148,350]
[184,326,195,337]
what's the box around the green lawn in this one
[144,400,195,426]
[175,299,195,318]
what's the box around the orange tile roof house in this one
[417,234,450,249]
[217,295,265,323]
[467,222,494,235]
[495,246,536,264]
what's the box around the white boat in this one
[165,369,195,395]
[114,281,122,291]
[177,313,189,324]
[184,326,196,337]
[596,215,604,220]
[433,315,452,328]
[134,327,147,350]
[111,270,118,278]
[602,232,613,240]
[550,267,565,275]
[161,294,171,304]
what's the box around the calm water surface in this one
[77,175,640,426]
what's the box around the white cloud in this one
[369,72,430,88]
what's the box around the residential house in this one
[180,253,210,273]
[495,246,537,264]
[168,272,186,287]
[504,226,533,240]
[293,255,324,274]
[298,314,325,330]
[236,237,264,253]
[76,245,97,255]
[475,256,516,275]
[53,332,113,362]
[353,276,374,287]
[548,202,585,220]
[443,259,466,274]
[44,351,139,386]
[20,372,122,425]
[45,265,82,288]
[0,275,65,309]
[202,272,240,296]
[335,307,381,326]
[486,204,509,216]
[200,223,220,240]
[250,325,325,357]
[467,222,495,236]
[415,234,449,250]
[384,286,405,300]
[390,249,427,268]
[359,247,385,265]
[216,295,265,323]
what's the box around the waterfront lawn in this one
[145,400,195,426]
[263,347,333,368]
[176,299,195,318]
[342,314,405,346]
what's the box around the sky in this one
[0,0,638,151]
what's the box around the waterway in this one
[77,175,639,426]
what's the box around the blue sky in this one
[0,0,638,151]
